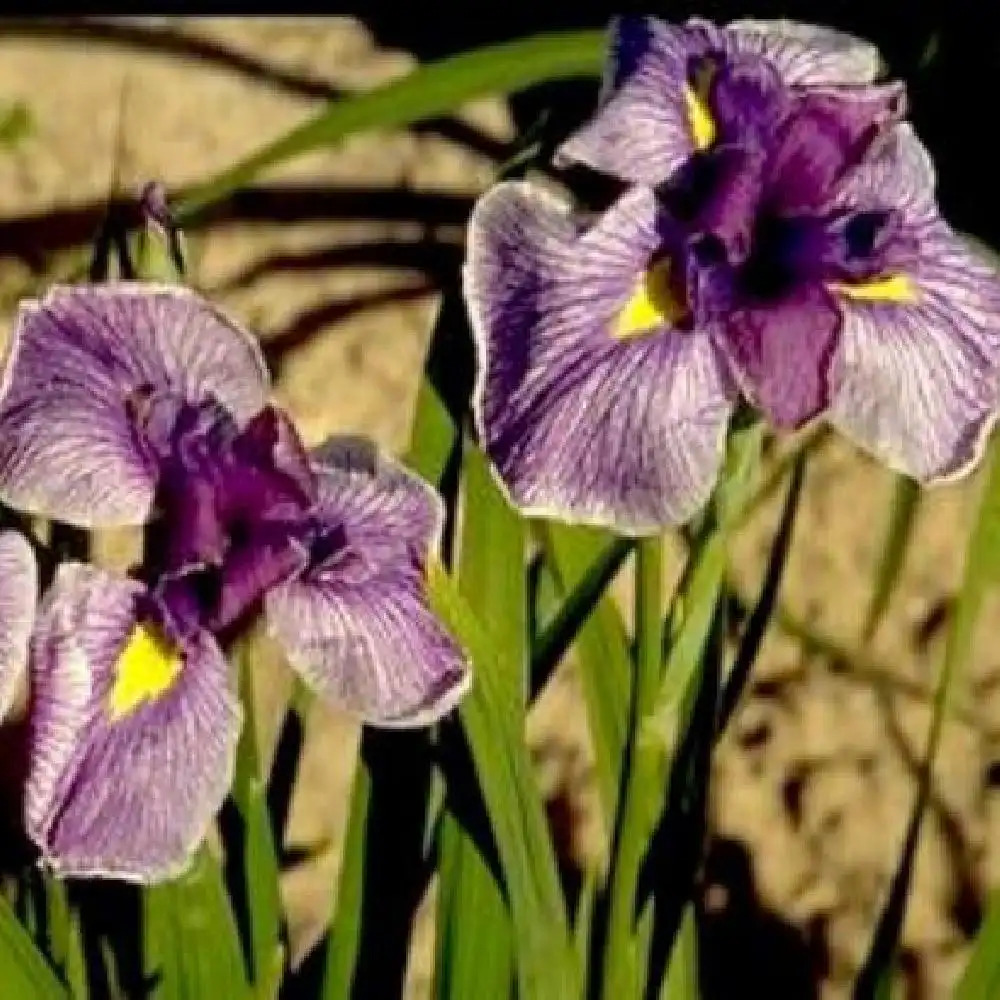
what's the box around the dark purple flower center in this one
[127,387,318,637]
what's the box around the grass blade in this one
[955,890,1000,999]
[658,905,700,1000]
[176,32,604,221]
[0,891,69,1000]
[718,451,807,731]
[537,522,632,831]
[862,474,922,642]
[144,850,251,1000]
[853,436,1000,998]
[229,641,284,999]
[433,444,525,1000]
[428,564,578,1000]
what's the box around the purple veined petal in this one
[464,180,735,532]
[0,530,37,721]
[309,435,445,558]
[721,282,842,429]
[266,563,470,728]
[554,15,704,185]
[0,283,270,527]
[266,446,465,726]
[827,222,1000,482]
[722,18,885,86]
[767,82,908,213]
[25,563,241,883]
[832,123,938,227]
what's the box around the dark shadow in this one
[700,837,825,1000]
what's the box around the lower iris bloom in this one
[464,17,1000,532]
[0,283,468,880]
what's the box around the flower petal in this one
[828,224,1000,482]
[723,18,885,85]
[309,435,445,556]
[0,283,269,527]
[25,564,241,882]
[266,448,467,726]
[554,15,701,184]
[0,530,36,720]
[721,283,841,429]
[464,180,733,531]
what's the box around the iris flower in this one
[465,16,1000,533]
[0,283,467,880]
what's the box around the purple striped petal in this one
[464,180,733,532]
[823,125,1000,480]
[0,283,269,527]
[723,18,885,85]
[554,16,703,185]
[0,531,36,720]
[266,440,468,727]
[828,225,1000,482]
[25,564,240,882]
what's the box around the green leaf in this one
[320,759,370,1000]
[45,880,87,999]
[0,891,69,1000]
[854,436,1000,998]
[954,890,1000,999]
[601,532,726,1000]
[176,31,605,222]
[659,905,700,1000]
[862,474,921,642]
[718,451,807,731]
[230,641,284,999]
[433,444,525,1000]
[144,850,251,1000]
[537,522,632,831]
[428,564,579,1000]
[531,535,632,698]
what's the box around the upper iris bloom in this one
[0,283,467,880]
[465,17,1000,533]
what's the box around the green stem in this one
[601,536,663,1000]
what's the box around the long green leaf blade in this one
[955,890,1000,999]
[428,564,578,1000]
[144,850,251,1000]
[231,642,284,998]
[176,31,604,221]
[862,474,921,642]
[434,444,525,1000]
[0,892,69,1000]
[538,522,632,831]
[854,437,1000,998]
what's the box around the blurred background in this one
[0,10,996,998]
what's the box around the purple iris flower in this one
[464,17,1000,533]
[0,283,467,880]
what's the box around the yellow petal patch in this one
[683,82,717,152]
[613,259,688,340]
[829,273,918,304]
[108,622,183,721]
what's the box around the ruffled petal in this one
[0,283,269,527]
[722,18,885,85]
[464,180,733,531]
[0,530,37,720]
[828,224,1000,481]
[721,283,841,429]
[25,564,241,882]
[554,15,702,184]
[266,444,467,727]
